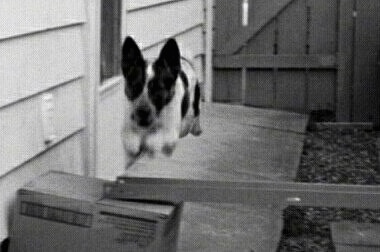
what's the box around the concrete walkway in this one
[124,102,309,252]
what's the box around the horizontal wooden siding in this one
[0,0,87,240]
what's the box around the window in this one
[100,0,122,81]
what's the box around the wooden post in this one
[204,0,214,102]
[241,43,247,105]
[83,0,101,177]
[336,0,355,122]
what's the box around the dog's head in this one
[121,37,201,160]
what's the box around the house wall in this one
[0,0,88,240]
[0,0,207,241]
[96,0,206,180]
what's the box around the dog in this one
[121,37,202,167]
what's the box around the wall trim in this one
[127,0,188,13]
[99,76,123,97]
[142,23,204,52]
[204,0,214,102]
[82,0,101,177]
[0,22,85,42]
[0,76,83,111]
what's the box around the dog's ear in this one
[121,36,144,76]
[121,37,145,99]
[155,38,181,82]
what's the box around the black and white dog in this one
[121,37,202,167]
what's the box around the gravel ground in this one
[277,127,380,252]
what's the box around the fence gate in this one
[213,0,380,124]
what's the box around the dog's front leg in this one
[145,123,180,157]
[144,131,178,156]
[121,124,144,166]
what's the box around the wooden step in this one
[331,221,380,252]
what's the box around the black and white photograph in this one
[0,0,379,251]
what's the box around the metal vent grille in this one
[20,201,92,227]
[99,211,157,247]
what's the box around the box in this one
[9,171,182,252]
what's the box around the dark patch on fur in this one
[147,76,175,115]
[181,90,190,119]
[1,238,9,252]
[193,82,201,117]
[179,71,189,88]
[147,38,181,115]
[180,71,190,118]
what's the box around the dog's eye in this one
[126,67,144,83]
[147,80,155,90]
[125,76,145,100]
[162,77,175,89]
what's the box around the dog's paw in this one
[122,130,142,157]
[145,133,163,153]
[191,116,202,136]
[162,142,176,156]
[145,131,178,157]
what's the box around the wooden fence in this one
[213,0,380,125]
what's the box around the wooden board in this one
[0,0,85,40]
[335,245,380,252]
[275,70,306,111]
[245,20,276,54]
[214,54,337,69]
[213,0,241,53]
[100,0,122,80]
[331,221,380,252]
[308,0,338,54]
[0,26,85,107]
[314,122,373,130]
[97,79,126,180]
[331,221,380,247]
[179,202,282,252]
[277,0,306,54]
[246,70,274,107]
[352,0,380,124]
[308,70,336,111]
[126,0,203,49]
[202,103,308,133]
[142,25,203,59]
[336,0,355,122]
[0,79,85,176]
[127,0,184,12]
[125,119,304,181]
[213,70,242,103]
[217,0,295,54]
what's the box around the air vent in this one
[99,211,157,247]
[20,201,92,227]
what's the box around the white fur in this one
[144,67,185,153]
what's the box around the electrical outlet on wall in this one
[40,93,57,145]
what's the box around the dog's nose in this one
[132,105,153,127]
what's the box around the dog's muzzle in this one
[131,104,154,127]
